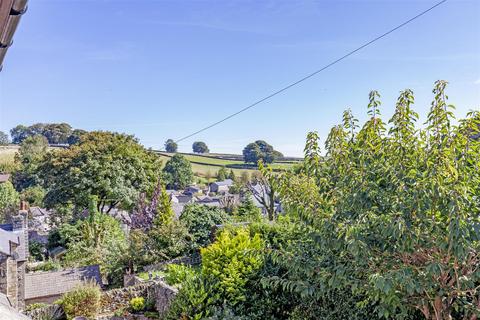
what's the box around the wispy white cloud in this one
[474,78,480,85]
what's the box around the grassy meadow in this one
[0,146,301,184]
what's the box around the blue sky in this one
[0,0,479,156]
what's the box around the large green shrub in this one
[0,180,18,215]
[164,264,197,286]
[58,282,101,320]
[166,227,264,319]
[263,81,480,319]
[164,273,218,320]
[162,154,194,190]
[201,228,264,305]
[60,203,128,286]
[179,204,229,248]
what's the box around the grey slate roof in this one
[211,179,233,187]
[25,265,103,300]
[172,194,193,204]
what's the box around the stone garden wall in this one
[25,280,177,320]
[25,304,64,320]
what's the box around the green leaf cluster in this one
[268,81,480,319]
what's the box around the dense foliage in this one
[263,81,480,319]
[13,135,48,190]
[243,140,283,164]
[10,123,86,144]
[128,180,191,268]
[0,180,19,218]
[58,282,102,320]
[193,141,209,154]
[165,139,178,153]
[201,228,264,304]
[40,131,160,212]
[166,228,264,319]
[167,82,480,320]
[180,204,229,249]
[162,154,194,190]
[59,200,128,285]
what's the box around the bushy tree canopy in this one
[264,81,480,319]
[13,135,49,190]
[40,131,160,212]
[180,204,229,248]
[0,181,19,214]
[243,140,283,164]
[162,154,194,190]
[10,123,85,144]
[192,141,209,153]
[165,139,178,153]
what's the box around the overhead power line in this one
[175,0,447,143]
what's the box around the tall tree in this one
[162,154,194,190]
[13,135,49,190]
[266,82,480,319]
[40,131,160,212]
[10,125,30,144]
[67,129,88,145]
[43,123,73,144]
[165,139,178,153]
[10,123,84,144]
[0,181,19,215]
[192,141,209,154]
[0,131,9,145]
[243,140,282,164]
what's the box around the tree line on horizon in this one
[164,138,284,164]
[0,123,87,145]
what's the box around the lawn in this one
[156,153,255,181]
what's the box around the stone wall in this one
[153,281,177,316]
[24,280,177,319]
[100,282,154,315]
[100,280,177,317]
[3,255,19,308]
[25,304,64,320]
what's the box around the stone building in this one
[0,205,29,310]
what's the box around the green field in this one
[156,152,301,179]
[156,153,256,184]
[0,146,301,184]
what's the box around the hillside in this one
[0,146,302,184]
[155,152,301,178]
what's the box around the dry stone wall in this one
[25,281,177,320]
